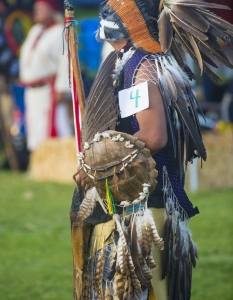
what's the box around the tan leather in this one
[89,219,115,253]
[150,208,168,300]
[70,211,91,300]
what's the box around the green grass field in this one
[0,170,232,300]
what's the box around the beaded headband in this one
[106,0,162,54]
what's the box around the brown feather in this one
[169,8,208,41]
[145,209,164,250]
[109,244,117,269]
[129,271,142,294]
[196,8,233,32]
[196,38,233,68]
[130,217,152,289]
[76,187,99,224]
[95,248,105,300]
[200,51,218,69]
[123,277,130,300]
[114,271,125,300]
[158,6,173,53]
[188,33,203,74]
[171,39,185,68]
[145,253,157,270]
[141,263,153,281]
[173,25,203,68]
[114,215,128,276]
[170,39,195,80]
[172,5,209,32]
[209,24,233,50]
[136,215,150,259]
[168,1,230,10]
[203,63,222,83]
[82,271,91,300]
[173,24,222,83]
[104,285,113,300]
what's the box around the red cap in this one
[34,0,62,12]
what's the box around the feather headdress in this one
[103,0,233,82]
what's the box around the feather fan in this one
[81,51,119,144]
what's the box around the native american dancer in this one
[20,0,72,152]
[67,0,233,299]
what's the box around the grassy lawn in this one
[0,170,232,300]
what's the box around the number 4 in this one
[130,89,141,108]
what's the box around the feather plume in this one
[76,187,99,224]
[95,248,105,300]
[172,5,209,32]
[145,209,164,250]
[158,6,173,53]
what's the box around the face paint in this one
[96,5,129,42]
[96,19,125,42]
[99,19,119,40]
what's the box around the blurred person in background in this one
[19,0,73,153]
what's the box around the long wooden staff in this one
[64,0,85,152]
[64,2,91,300]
